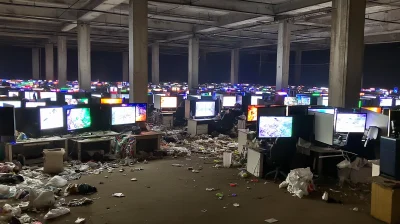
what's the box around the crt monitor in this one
[160,96,177,108]
[111,105,136,125]
[335,113,367,133]
[195,101,215,118]
[26,102,46,108]
[40,92,57,101]
[257,116,293,138]
[251,96,263,105]
[380,98,393,107]
[0,107,15,136]
[222,96,236,107]
[39,107,64,130]
[66,108,92,131]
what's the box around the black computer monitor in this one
[258,106,287,117]
[66,107,92,132]
[194,101,216,118]
[257,116,293,138]
[0,107,15,136]
[111,105,136,126]
[39,107,64,135]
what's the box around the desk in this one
[131,131,163,156]
[5,137,68,162]
[238,129,249,154]
[298,145,343,175]
[188,119,211,136]
[71,137,114,161]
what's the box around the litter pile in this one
[279,167,315,198]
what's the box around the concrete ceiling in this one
[0,0,399,54]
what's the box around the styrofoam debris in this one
[75,217,86,223]
[112,193,125,197]
[44,207,70,220]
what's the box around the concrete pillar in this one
[294,50,302,85]
[188,37,199,90]
[77,23,91,91]
[276,21,291,91]
[32,48,40,80]
[129,0,148,103]
[122,52,128,82]
[230,49,239,84]
[45,43,54,81]
[152,43,160,85]
[57,36,67,87]
[329,0,366,108]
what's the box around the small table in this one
[130,131,163,156]
[5,137,68,162]
[71,137,114,161]
[187,119,211,136]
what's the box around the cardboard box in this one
[371,176,400,223]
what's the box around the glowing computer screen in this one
[284,97,298,106]
[251,96,262,105]
[26,102,46,108]
[195,101,215,117]
[222,96,236,107]
[0,101,21,108]
[40,107,63,130]
[40,92,57,101]
[134,103,147,122]
[308,108,335,114]
[160,97,177,108]
[111,106,136,125]
[8,92,18,97]
[24,92,37,100]
[335,113,367,133]
[258,116,293,138]
[66,108,92,131]
[380,98,393,107]
[297,96,311,105]
[247,105,265,122]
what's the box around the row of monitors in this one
[0,103,147,137]
[256,113,367,139]
[39,104,147,132]
[0,97,89,109]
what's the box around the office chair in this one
[173,106,186,126]
[215,111,235,134]
[265,137,297,181]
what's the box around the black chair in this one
[215,111,235,134]
[265,137,297,181]
[173,106,186,126]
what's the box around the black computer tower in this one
[380,136,400,180]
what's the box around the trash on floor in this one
[265,218,279,223]
[44,207,70,220]
[75,217,86,223]
[112,193,125,197]
[279,167,314,199]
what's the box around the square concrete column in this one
[57,36,67,88]
[32,48,40,80]
[294,50,302,85]
[152,43,160,85]
[129,0,148,103]
[329,0,366,108]
[276,21,291,91]
[188,37,199,90]
[230,49,240,84]
[122,52,128,82]
[77,23,91,91]
[45,43,54,81]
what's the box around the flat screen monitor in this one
[121,94,129,99]
[335,113,367,133]
[66,108,92,131]
[0,101,21,108]
[251,96,263,105]
[65,95,73,100]
[236,95,242,105]
[308,108,335,114]
[40,92,57,101]
[111,106,136,125]
[380,98,393,107]
[284,97,298,106]
[24,92,37,100]
[297,96,311,105]
[222,96,236,107]
[247,105,265,122]
[0,107,15,136]
[258,116,293,138]
[134,103,147,122]
[362,107,382,114]
[322,97,328,106]
[160,97,177,108]
[66,98,89,105]
[39,107,64,130]
[195,101,215,117]
[8,91,18,97]
[396,99,400,106]
[100,98,122,104]
[26,102,46,108]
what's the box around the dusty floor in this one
[45,157,383,224]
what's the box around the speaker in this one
[380,136,400,180]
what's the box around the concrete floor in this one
[48,157,383,224]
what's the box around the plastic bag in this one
[44,207,70,220]
[0,185,16,199]
[46,176,67,188]
[282,167,314,199]
[337,159,351,169]
[31,190,55,209]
